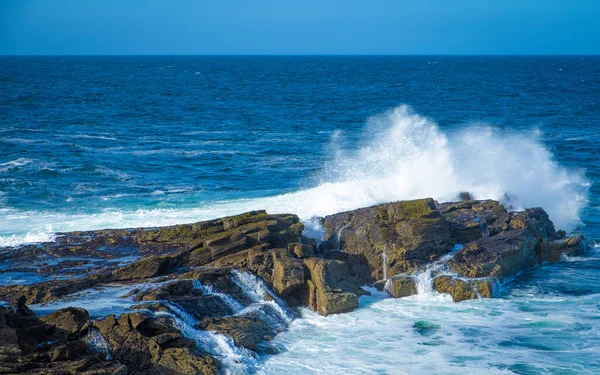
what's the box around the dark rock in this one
[40,307,89,339]
[92,312,219,375]
[199,307,283,352]
[323,198,453,283]
[448,208,564,279]
[132,280,199,302]
[289,242,315,259]
[437,199,510,244]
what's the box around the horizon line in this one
[1,53,599,57]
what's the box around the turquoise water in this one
[1,56,599,373]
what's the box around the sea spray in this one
[382,243,388,280]
[0,105,589,246]
[414,245,464,296]
[336,222,352,249]
[160,302,255,374]
[192,279,244,313]
[231,270,292,325]
[85,328,112,360]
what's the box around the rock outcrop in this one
[323,198,585,302]
[323,198,454,283]
[0,200,587,372]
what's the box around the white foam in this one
[256,290,599,374]
[0,229,56,247]
[0,105,589,246]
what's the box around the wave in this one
[0,105,589,246]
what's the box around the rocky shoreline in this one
[0,198,586,374]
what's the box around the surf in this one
[0,105,589,246]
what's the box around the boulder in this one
[433,275,494,302]
[323,198,453,283]
[199,307,283,352]
[92,312,219,375]
[386,276,418,298]
[132,280,198,302]
[437,200,510,243]
[0,304,128,375]
[288,242,315,259]
[448,208,569,279]
[40,307,89,339]
[301,258,365,316]
[272,255,305,297]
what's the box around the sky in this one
[1,0,599,55]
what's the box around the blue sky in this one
[1,0,599,55]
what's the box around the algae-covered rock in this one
[323,198,453,283]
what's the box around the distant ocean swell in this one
[0,105,590,247]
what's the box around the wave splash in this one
[311,105,589,231]
[0,105,589,245]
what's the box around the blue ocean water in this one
[1,56,600,374]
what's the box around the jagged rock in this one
[40,307,89,339]
[0,305,128,375]
[272,255,305,297]
[132,280,199,302]
[540,234,585,262]
[199,307,283,352]
[0,211,303,290]
[447,208,581,279]
[112,254,182,281]
[323,198,453,283]
[0,275,110,305]
[386,276,418,298]
[433,275,494,302]
[437,200,510,244]
[92,312,219,375]
[301,258,365,316]
[288,242,315,259]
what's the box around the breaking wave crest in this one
[0,105,589,246]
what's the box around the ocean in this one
[1,56,599,374]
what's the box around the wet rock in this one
[0,275,110,305]
[437,200,510,244]
[386,276,418,298]
[301,258,365,316]
[448,208,565,279]
[540,233,585,262]
[433,275,494,302]
[0,304,128,375]
[40,307,89,339]
[112,254,182,281]
[323,198,453,283]
[93,312,219,375]
[272,255,305,297]
[132,280,198,302]
[199,308,282,352]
